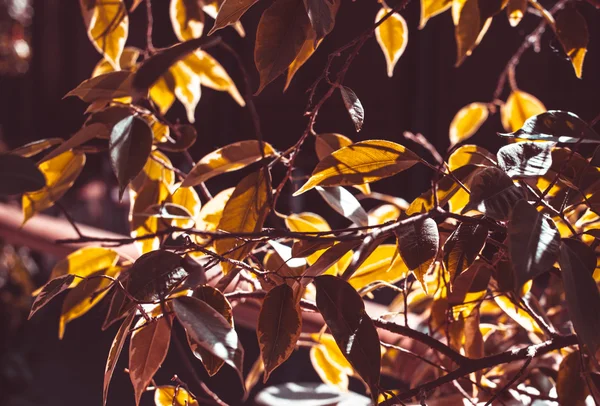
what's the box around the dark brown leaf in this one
[443,221,488,281]
[125,250,187,302]
[0,154,46,196]
[209,0,259,35]
[303,0,340,40]
[339,86,364,132]
[65,70,134,102]
[28,274,75,320]
[103,311,134,406]
[555,5,589,78]
[462,167,524,220]
[396,217,439,290]
[557,350,589,406]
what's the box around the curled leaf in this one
[339,86,364,132]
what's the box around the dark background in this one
[1,0,600,404]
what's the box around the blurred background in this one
[0,0,599,404]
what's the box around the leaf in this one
[28,274,75,320]
[294,140,420,195]
[419,0,451,28]
[314,275,381,402]
[286,28,320,90]
[302,240,360,285]
[170,186,202,228]
[310,345,349,391]
[129,180,171,254]
[209,0,259,35]
[556,350,589,406]
[0,154,45,196]
[258,284,302,381]
[195,187,234,233]
[443,221,488,281]
[182,140,275,187]
[497,141,554,178]
[65,71,133,103]
[42,123,109,162]
[303,0,340,41]
[125,250,187,302]
[188,286,233,376]
[339,86,364,132]
[348,244,408,290]
[109,115,153,198]
[150,73,177,115]
[129,316,172,406]
[103,311,134,406]
[316,186,369,227]
[462,167,524,220]
[448,144,496,171]
[375,7,408,78]
[448,260,492,318]
[10,138,63,158]
[170,0,205,41]
[560,238,600,358]
[131,151,176,193]
[215,170,271,274]
[22,151,86,224]
[500,110,600,143]
[92,46,140,78]
[449,102,489,146]
[79,0,129,69]
[493,294,543,335]
[155,386,199,406]
[500,90,546,133]
[396,217,439,291]
[170,60,202,123]
[254,0,312,94]
[555,5,589,79]
[453,0,492,66]
[506,0,526,26]
[173,296,244,381]
[102,280,132,331]
[508,200,560,289]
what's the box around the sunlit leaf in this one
[0,154,45,196]
[171,185,201,228]
[10,138,63,158]
[448,260,491,318]
[130,180,171,254]
[254,0,312,93]
[316,186,368,227]
[500,110,600,143]
[449,102,488,146]
[419,0,451,28]
[182,140,275,187]
[375,7,408,78]
[509,200,561,288]
[79,0,129,69]
[493,294,543,335]
[258,284,302,381]
[500,90,546,133]
[447,144,495,171]
[215,170,270,274]
[497,141,554,178]
[170,0,205,41]
[506,0,526,26]
[149,73,176,115]
[348,244,408,289]
[443,221,488,281]
[170,60,201,123]
[103,311,134,406]
[396,218,439,291]
[555,5,589,79]
[368,204,400,225]
[92,46,140,78]
[302,240,360,283]
[310,344,349,391]
[195,187,234,233]
[22,151,86,224]
[28,274,75,320]
[109,115,153,198]
[314,275,381,402]
[130,150,176,193]
[155,385,199,406]
[285,26,320,90]
[173,296,244,381]
[129,315,172,406]
[209,0,259,35]
[339,86,364,132]
[462,167,524,220]
[560,238,600,359]
[295,140,420,195]
[453,0,493,66]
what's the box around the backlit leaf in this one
[0,154,45,196]
[92,46,140,78]
[506,0,526,26]
[66,71,133,103]
[254,0,311,93]
[258,284,302,381]
[509,200,560,288]
[44,247,119,290]
[285,28,320,90]
[215,170,270,274]
[310,344,349,391]
[396,217,439,290]
[42,123,109,162]
[195,187,234,233]
[493,294,543,335]
[500,90,546,133]
[560,238,600,358]
[79,0,129,69]
[448,260,491,318]
[28,274,75,320]
[294,140,420,195]
[316,186,369,227]
[155,386,199,406]
[449,102,488,146]
[453,0,492,66]
[443,221,488,281]
[22,151,86,224]
[173,296,244,381]
[104,311,134,406]
[462,167,524,220]
[109,115,153,198]
[348,244,408,290]
[170,0,205,41]
[149,73,176,115]
[10,138,62,158]
[170,60,201,123]
[182,140,275,187]
[130,150,176,193]
[419,0,451,28]
[129,316,172,406]
[555,5,589,79]
[303,0,340,40]
[448,144,495,171]
[339,86,364,132]
[209,0,259,35]
[314,275,381,402]
[497,141,554,178]
[302,240,360,284]
[130,180,171,254]
[375,8,408,79]
[500,110,600,144]
[171,185,201,228]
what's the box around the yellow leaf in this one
[449,102,489,146]
[348,244,408,289]
[447,144,495,171]
[92,46,140,78]
[130,150,176,193]
[215,170,270,274]
[453,0,492,66]
[375,7,408,78]
[555,6,589,79]
[494,294,544,337]
[285,212,333,269]
[294,140,420,195]
[183,50,245,106]
[171,185,201,229]
[420,0,452,28]
[170,0,205,41]
[367,204,400,225]
[155,385,199,406]
[130,180,172,255]
[506,0,526,27]
[311,333,353,374]
[149,72,177,115]
[501,90,546,132]
[285,29,320,90]
[310,344,349,392]
[182,140,276,187]
[79,0,129,69]
[22,151,86,224]
[170,61,201,123]
[196,187,234,233]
